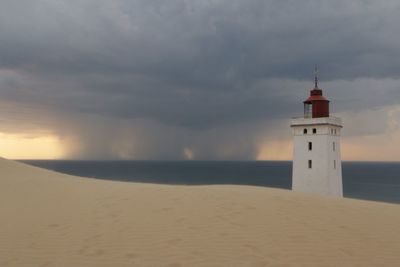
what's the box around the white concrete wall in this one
[291,118,343,197]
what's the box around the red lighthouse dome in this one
[303,68,329,118]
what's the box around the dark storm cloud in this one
[1,0,400,159]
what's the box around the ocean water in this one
[21,160,400,204]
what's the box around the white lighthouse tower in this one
[291,68,343,197]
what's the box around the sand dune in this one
[1,158,400,266]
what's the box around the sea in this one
[21,160,400,204]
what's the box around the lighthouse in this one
[291,68,343,197]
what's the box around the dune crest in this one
[1,158,400,266]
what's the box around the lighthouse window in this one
[308,160,312,169]
[333,142,336,151]
[312,128,317,134]
[303,129,308,134]
[334,160,336,169]
[308,142,312,151]
[304,103,312,118]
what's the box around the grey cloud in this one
[1,0,400,159]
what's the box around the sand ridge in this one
[1,158,400,266]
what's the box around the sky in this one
[1,0,400,160]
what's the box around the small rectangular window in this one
[334,160,336,169]
[312,128,317,134]
[333,142,336,151]
[308,160,312,169]
[304,103,312,118]
[308,142,312,151]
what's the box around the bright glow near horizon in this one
[1,131,400,161]
[0,133,64,159]
[256,141,292,161]
[2,134,399,161]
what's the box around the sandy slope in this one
[1,158,400,267]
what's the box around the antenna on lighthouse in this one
[314,65,319,89]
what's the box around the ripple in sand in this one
[167,238,182,246]
[124,253,137,259]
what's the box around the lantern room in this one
[304,88,329,118]
[303,68,330,118]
